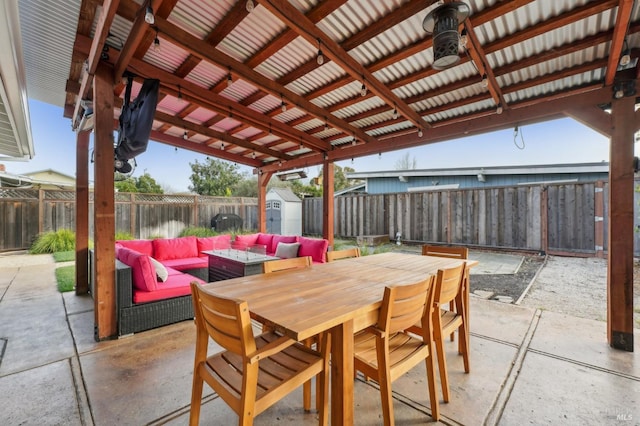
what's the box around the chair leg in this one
[425,349,440,421]
[435,330,451,402]
[189,369,204,426]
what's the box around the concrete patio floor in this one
[0,252,638,425]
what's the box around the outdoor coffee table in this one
[203,249,280,281]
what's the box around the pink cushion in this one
[196,235,231,255]
[116,240,153,256]
[271,235,297,254]
[297,236,329,264]
[161,257,207,271]
[117,247,157,292]
[234,233,259,249]
[152,236,198,261]
[256,233,274,253]
[133,273,205,304]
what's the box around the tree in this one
[188,157,242,196]
[394,152,417,170]
[315,164,358,193]
[114,172,163,194]
[231,173,259,197]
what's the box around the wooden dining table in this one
[203,251,477,425]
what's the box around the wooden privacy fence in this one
[1,180,637,255]
[304,180,627,256]
[0,189,257,251]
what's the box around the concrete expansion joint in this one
[483,309,543,426]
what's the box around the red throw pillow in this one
[116,239,153,256]
[152,236,198,261]
[297,236,329,263]
[116,247,157,291]
[196,235,231,254]
[256,233,275,253]
[234,233,259,250]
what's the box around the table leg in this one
[330,319,354,426]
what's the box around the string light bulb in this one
[177,85,183,102]
[352,137,357,146]
[246,0,254,12]
[183,129,188,140]
[220,142,225,151]
[620,40,631,66]
[153,28,160,53]
[227,72,233,87]
[392,106,398,120]
[251,151,256,159]
[481,74,488,88]
[144,5,155,24]
[280,95,286,112]
[316,39,324,65]
[496,104,503,115]
[459,29,468,48]
[418,129,423,138]
[360,82,367,97]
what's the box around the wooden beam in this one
[323,161,335,249]
[71,0,120,129]
[75,130,90,295]
[607,93,635,351]
[604,0,635,85]
[93,64,117,340]
[564,105,613,137]
[258,172,272,233]
[259,0,428,133]
[153,16,374,146]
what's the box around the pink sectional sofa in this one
[113,235,231,335]
[110,233,328,336]
[234,233,329,264]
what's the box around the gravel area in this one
[470,254,545,304]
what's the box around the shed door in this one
[266,200,281,234]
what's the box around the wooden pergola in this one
[64,0,639,348]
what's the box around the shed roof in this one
[268,187,302,203]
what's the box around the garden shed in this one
[266,188,302,236]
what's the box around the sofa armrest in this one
[116,260,134,309]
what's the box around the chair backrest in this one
[190,282,256,357]
[433,263,466,306]
[378,276,436,335]
[422,245,468,259]
[263,255,312,273]
[326,247,361,262]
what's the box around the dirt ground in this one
[470,254,545,303]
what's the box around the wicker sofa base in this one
[115,259,207,336]
[119,295,195,336]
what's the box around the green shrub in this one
[147,234,166,239]
[115,231,135,241]
[55,265,75,292]
[53,251,75,262]
[179,227,219,237]
[30,229,75,254]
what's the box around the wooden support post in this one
[323,161,334,249]
[93,64,117,340]
[258,172,272,233]
[75,130,90,295]
[607,95,635,351]
[594,181,605,259]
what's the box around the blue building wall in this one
[365,172,609,194]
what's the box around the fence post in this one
[38,189,44,234]
[540,185,548,254]
[594,181,605,258]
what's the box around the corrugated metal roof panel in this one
[19,0,80,106]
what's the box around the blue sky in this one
[5,99,613,193]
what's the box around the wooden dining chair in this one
[407,263,469,403]
[262,254,316,411]
[353,276,440,424]
[189,282,330,426]
[421,245,469,342]
[326,247,361,262]
[262,255,312,273]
